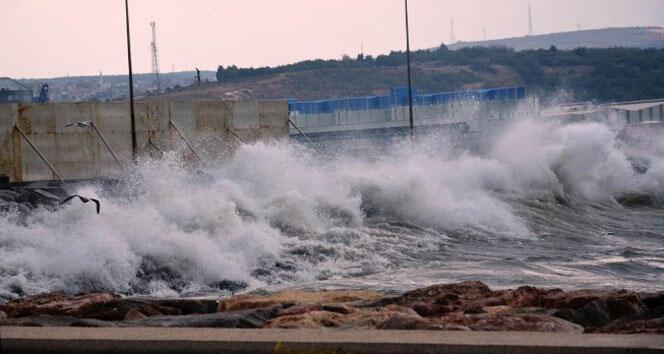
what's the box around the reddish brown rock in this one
[0,292,120,318]
[218,289,385,312]
[504,286,566,308]
[266,305,419,330]
[265,310,344,329]
[1,282,660,334]
[397,281,495,317]
[275,303,322,317]
[0,310,7,320]
[600,317,664,334]
[83,300,182,321]
[321,303,354,314]
[123,308,148,321]
[469,314,584,333]
[376,313,430,330]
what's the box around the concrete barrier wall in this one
[0,100,288,182]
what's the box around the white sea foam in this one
[1,117,662,299]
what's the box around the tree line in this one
[216,45,664,102]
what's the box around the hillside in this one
[19,70,216,102]
[148,63,522,102]
[151,46,664,103]
[448,27,664,51]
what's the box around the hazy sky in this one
[2,0,663,78]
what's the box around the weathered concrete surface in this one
[2,327,663,354]
[0,100,289,182]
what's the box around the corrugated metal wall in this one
[289,86,526,115]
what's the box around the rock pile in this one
[0,177,66,214]
[1,281,662,333]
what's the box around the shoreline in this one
[1,281,662,335]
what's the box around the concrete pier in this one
[2,327,663,354]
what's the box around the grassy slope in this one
[147,63,526,101]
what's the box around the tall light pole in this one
[405,0,414,137]
[125,0,137,160]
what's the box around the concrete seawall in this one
[0,100,289,182]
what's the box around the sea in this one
[1,114,663,301]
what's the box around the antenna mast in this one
[450,18,457,44]
[150,21,161,92]
[528,2,534,36]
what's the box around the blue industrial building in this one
[289,86,526,115]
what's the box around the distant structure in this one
[0,77,33,103]
[150,21,161,92]
[528,2,534,36]
[450,18,457,44]
[443,27,664,51]
[483,27,487,41]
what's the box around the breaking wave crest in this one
[1,118,663,299]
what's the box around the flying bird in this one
[60,195,100,214]
[65,121,92,128]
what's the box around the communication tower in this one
[450,18,457,44]
[150,21,161,92]
[528,3,534,36]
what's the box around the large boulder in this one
[121,307,280,328]
[396,281,504,317]
[218,289,385,312]
[432,312,584,333]
[0,292,120,318]
[265,305,418,330]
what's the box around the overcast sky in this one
[2,0,663,79]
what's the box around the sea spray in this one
[1,118,663,299]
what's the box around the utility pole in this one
[125,0,137,160]
[404,0,414,138]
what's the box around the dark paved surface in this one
[1,327,663,354]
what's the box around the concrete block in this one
[16,104,55,134]
[232,101,260,129]
[259,101,289,129]
[194,101,230,132]
[54,102,94,134]
[0,104,17,181]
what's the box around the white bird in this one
[65,121,92,128]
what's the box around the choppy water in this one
[1,117,663,300]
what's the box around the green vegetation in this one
[216,46,664,102]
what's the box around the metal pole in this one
[289,119,321,154]
[169,120,203,162]
[91,123,124,170]
[405,0,415,138]
[125,0,137,160]
[227,127,246,144]
[14,125,65,183]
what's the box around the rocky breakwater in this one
[0,281,662,334]
[0,175,67,214]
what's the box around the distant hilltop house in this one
[0,77,33,103]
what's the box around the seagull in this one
[65,121,92,128]
[60,195,100,214]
